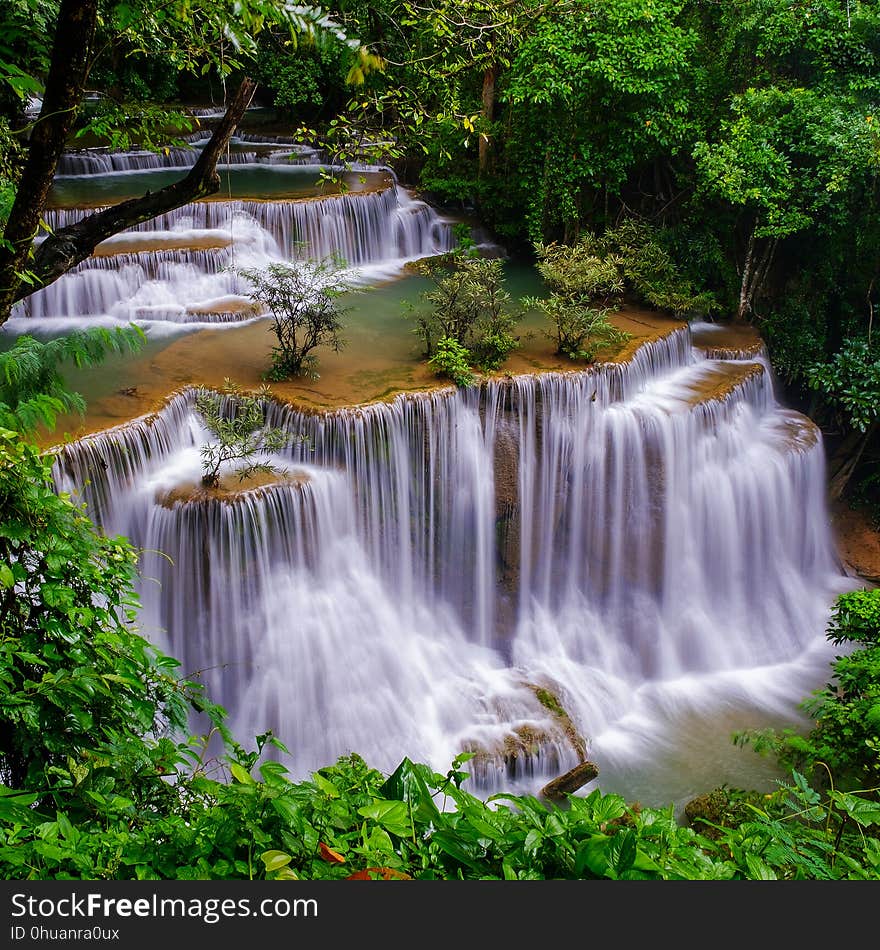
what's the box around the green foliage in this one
[74,100,195,152]
[527,296,623,363]
[694,86,879,241]
[525,219,716,360]
[805,339,880,434]
[607,219,718,317]
[194,380,290,489]
[502,0,700,240]
[4,733,879,879]
[0,327,145,434]
[524,236,624,362]
[0,428,199,795]
[827,589,880,647]
[254,40,351,120]
[411,255,519,372]
[695,772,880,881]
[758,287,831,385]
[736,588,880,791]
[530,237,626,308]
[428,336,475,388]
[90,1,366,84]
[0,117,24,237]
[235,258,355,381]
[0,0,53,118]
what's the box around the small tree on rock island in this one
[236,258,356,381]
[195,380,290,489]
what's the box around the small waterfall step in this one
[15,183,454,326]
[690,320,767,361]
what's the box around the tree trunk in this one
[7,78,258,316]
[828,419,879,501]
[478,64,497,177]
[736,224,756,323]
[0,0,99,322]
[736,220,777,324]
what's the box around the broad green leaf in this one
[312,772,340,798]
[229,762,254,785]
[831,792,880,826]
[744,853,778,880]
[261,850,292,872]
[575,835,612,878]
[358,800,411,838]
[380,757,441,823]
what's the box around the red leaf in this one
[318,842,346,864]
[345,866,411,881]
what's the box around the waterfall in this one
[13,177,453,330]
[55,139,323,174]
[52,325,852,806]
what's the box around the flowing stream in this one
[11,157,453,334]
[13,146,855,810]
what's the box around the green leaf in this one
[744,853,778,880]
[830,792,880,827]
[380,757,441,823]
[261,850,293,872]
[608,829,637,874]
[575,835,612,877]
[357,800,411,838]
[229,763,254,785]
[429,831,484,872]
[312,772,340,798]
[524,829,543,855]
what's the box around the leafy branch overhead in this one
[0,0,384,324]
[0,325,144,433]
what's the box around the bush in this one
[525,293,627,363]
[428,336,475,387]
[525,220,716,361]
[194,380,290,489]
[735,587,880,790]
[0,427,196,793]
[236,258,355,381]
[410,255,519,370]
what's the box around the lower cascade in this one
[53,324,853,807]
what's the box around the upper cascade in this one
[51,324,853,804]
[10,153,454,331]
[56,136,324,174]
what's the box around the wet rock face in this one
[458,680,591,786]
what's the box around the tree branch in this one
[13,77,258,309]
[0,0,99,321]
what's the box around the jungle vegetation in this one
[0,0,879,880]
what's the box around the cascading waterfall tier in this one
[56,139,323,174]
[11,165,453,330]
[52,324,853,806]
